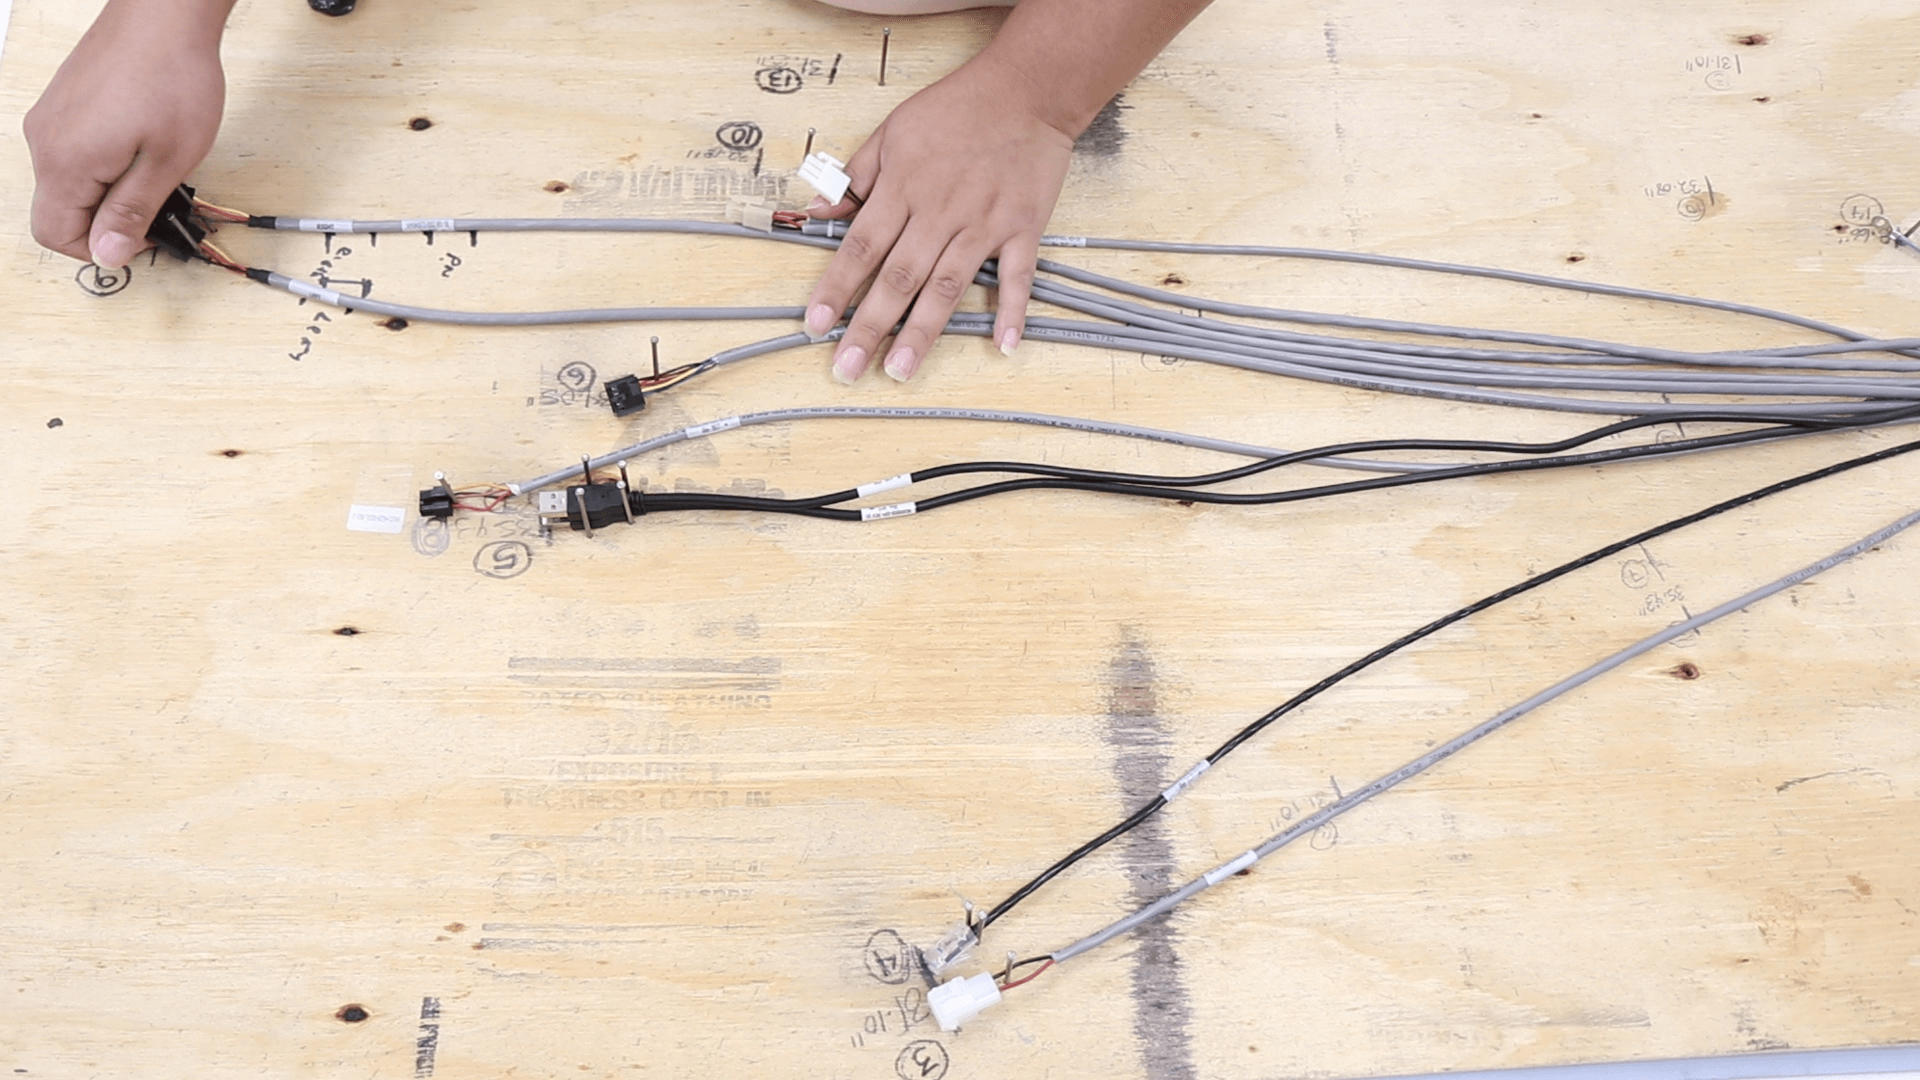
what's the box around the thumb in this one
[87,153,183,267]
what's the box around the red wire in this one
[998,959,1053,991]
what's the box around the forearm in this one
[81,0,238,49]
[972,0,1214,137]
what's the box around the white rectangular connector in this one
[928,972,1001,1032]
[798,151,852,205]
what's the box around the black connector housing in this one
[569,482,639,530]
[146,184,206,262]
[539,482,644,531]
[308,0,357,15]
[605,374,646,417]
[418,483,455,520]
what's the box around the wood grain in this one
[2,2,1917,1078]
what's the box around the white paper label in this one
[346,504,405,534]
[1041,234,1088,247]
[286,279,343,305]
[860,501,917,522]
[401,218,456,232]
[682,416,743,439]
[1202,850,1258,886]
[856,473,914,498]
[1160,760,1211,802]
[296,219,353,233]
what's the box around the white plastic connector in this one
[927,972,1001,1032]
[919,922,977,979]
[725,196,776,233]
[798,151,852,205]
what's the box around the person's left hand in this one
[802,51,1074,383]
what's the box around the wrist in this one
[97,0,238,48]
[958,47,1093,141]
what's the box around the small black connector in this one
[418,483,455,520]
[308,0,357,15]
[605,374,646,417]
[146,184,206,262]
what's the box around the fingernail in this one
[91,231,133,268]
[804,196,830,213]
[805,303,836,339]
[883,346,919,382]
[997,328,1021,357]
[832,345,868,384]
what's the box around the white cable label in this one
[295,219,353,233]
[860,501,917,522]
[286,279,345,305]
[400,218,457,232]
[1159,761,1211,802]
[1041,234,1088,247]
[1202,850,1258,886]
[682,416,743,439]
[856,473,914,498]
[345,504,405,534]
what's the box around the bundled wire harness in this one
[169,190,1920,1017]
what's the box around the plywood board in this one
[3,2,1918,1078]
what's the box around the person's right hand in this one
[23,0,232,267]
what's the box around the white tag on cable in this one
[287,279,345,305]
[682,416,743,439]
[345,504,405,534]
[1202,850,1258,886]
[295,219,353,233]
[401,218,456,232]
[856,473,913,498]
[1159,761,1211,802]
[860,501,917,522]
[1041,234,1088,247]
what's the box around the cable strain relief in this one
[244,267,272,284]
[628,489,646,517]
[245,216,278,229]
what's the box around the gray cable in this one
[1362,1046,1920,1080]
[1051,503,1920,963]
[1044,235,1899,347]
[507,403,1464,495]
[259,271,803,326]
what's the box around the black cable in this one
[972,433,1920,931]
[630,415,1915,522]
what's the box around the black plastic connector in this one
[146,184,206,262]
[605,374,646,417]
[308,0,357,15]
[569,483,639,530]
[418,483,455,520]
[538,482,644,532]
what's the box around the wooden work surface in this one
[3,2,1919,1077]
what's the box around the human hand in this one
[23,0,231,266]
[802,52,1074,383]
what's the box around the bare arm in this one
[23,0,236,266]
[803,0,1215,383]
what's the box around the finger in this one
[27,172,109,263]
[989,233,1040,357]
[805,190,908,349]
[88,150,186,267]
[883,231,994,382]
[803,136,882,222]
[831,221,951,385]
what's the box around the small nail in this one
[805,303,837,339]
[997,328,1021,357]
[883,346,918,382]
[91,231,134,268]
[804,196,830,213]
[832,345,868,384]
